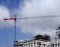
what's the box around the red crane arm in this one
[4,18,16,20]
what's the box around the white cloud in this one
[0,5,10,20]
[0,5,14,28]
[17,0,60,39]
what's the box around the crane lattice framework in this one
[4,15,60,47]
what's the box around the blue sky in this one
[0,0,32,47]
[0,0,20,9]
[0,0,60,47]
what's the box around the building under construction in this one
[14,27,60,47]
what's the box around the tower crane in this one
[4,15,60,47]
[4,15,17,47]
